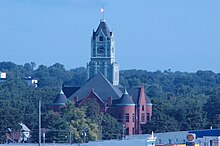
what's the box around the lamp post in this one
[81,128,87,143]
[122,125,125,139]
[42,132,45,144]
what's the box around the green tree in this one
[101,114,122,140]
[204,88,220,128]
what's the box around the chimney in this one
[73,96,78,103]
[108,97,112,106]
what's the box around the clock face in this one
[97,47,104,54]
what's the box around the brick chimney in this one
[73,96,78,103]
[108,96,112,107]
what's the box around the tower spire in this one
[100,8,105,22]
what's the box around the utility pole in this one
[39,100,41,146]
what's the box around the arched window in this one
[99,36,103,41]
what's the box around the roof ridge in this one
[90,89,105,104]
[97,73,122,97]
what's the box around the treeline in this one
[0,62,121,143]
[120,70,220,133]
[1,61,220,142]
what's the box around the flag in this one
[100,8,104,13]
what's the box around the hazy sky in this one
[0,0,219,72]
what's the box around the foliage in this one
[1,61,220,142]
[82,98,123,140]
[101,114,123,140]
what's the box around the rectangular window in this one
[141,113,145,122]
[132,128,135,135]
[158,139,162,144]
[169,139,172,144]
[126,128,129,135]
[142,105,145,111]
[126,113,129,122]
[147,113,150,122]
[132,113,135,122]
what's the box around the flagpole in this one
[100,8,105,22]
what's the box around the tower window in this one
[132,113,135,122]
[99,36,103,41]
[125,113,129,122]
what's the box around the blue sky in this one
[0,0,219,72]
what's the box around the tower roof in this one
[113,89,135,106]
[52,90,68,106]
[93,21,112,39]
[120,86,152,105]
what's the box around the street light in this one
[81,128,88,143]
[122,125,125,139]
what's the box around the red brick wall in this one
[137,85,147,134]
[116,106,135,135]
[146,104,152,121]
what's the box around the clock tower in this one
[87,20,119,85]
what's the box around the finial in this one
[124,87,128,95]
[147,131,157,141]
[60,87,64,94]
[99,8,105,22]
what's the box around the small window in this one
[147,113,150,122]
[99,36,103,41]
[169,139,172,144]
[158,139,162,144]
[126,113,129,122]
[132,113,135,122]
[142,105,144,111]
[210,140,213,146]
[141,113,145,122]
[125,128,129,135]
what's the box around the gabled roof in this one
[77,89,105,107]
[62,86,80,98]
[126,87,141,105]
[52,90,68,106]
[93,21,112,39]
[68,73,122,102]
